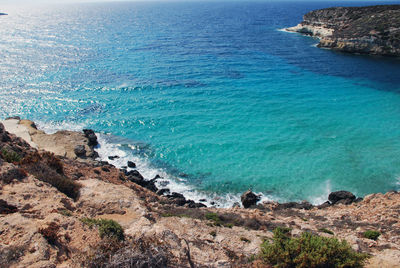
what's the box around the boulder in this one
[83,129,98,147]
[74,145,86,157]
[241,190,261,208]
[127,161,136,168]
[108,155,120,160]
[328,191,356,205]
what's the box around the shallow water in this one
[1,1,400,206]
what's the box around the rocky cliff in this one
[1,119,400,267]
[286,5,400,56]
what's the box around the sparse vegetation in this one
[0,245,26,266]
[205,212,223,226]
[210,231,217,237]
[39,222,60,245]
[0,148,21,163]
[21,152,81,200]
[319,228,334,235]
[0,168,27,184]
[81,237,169,268]
[259,227,369,268]
[59,209,72,217]
[363,230,381,241]
[81,218,125,241]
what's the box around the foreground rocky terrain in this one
[1,118,400,267]
[286,5,400,56]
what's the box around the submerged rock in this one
[127,161,136,168]
[241,190,261,208]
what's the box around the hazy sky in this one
[1,0,399,6]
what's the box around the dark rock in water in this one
[5,116,20,120]
[317,201,331,209]
[199,199,207,202]
[127,161,136,168]
[232,202,241,208]
[276,201,314,210]
[187,201,207,208]
[328,191,356,205]
[0,199,18,214]
[153,174,161,180]
[241,190,261,208]
[156,188,170,196]
[83,129,98,147]
[168,192,185,199]
[108,155,120,160]
[74,145,86,157]
[125,170,144,180]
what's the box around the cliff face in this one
[286,5,400,56]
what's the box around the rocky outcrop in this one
[241,190,261,208]
[286,5,400,56]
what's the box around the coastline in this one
[1,118,400,266]
[284,5,400,57]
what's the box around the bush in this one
[21,152,81,200]
[319,228,334,235]
[0,168,27,184]
[259,227,369,268]
[0,149,21,163]
[363,230,381,241]
[205,212,223,226]
[82,237,169,268]
[39,222,60,245]
[81,218,125,241]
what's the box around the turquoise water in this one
[1,1,400,205]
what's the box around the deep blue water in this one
[1,1,400,206]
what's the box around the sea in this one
[1,1,400,207]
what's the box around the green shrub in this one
[363,230,381,241]
[0,149,21,163]
[260,227,368,268]
[210,231,217,237]
[81,218,125,241]
[205,212,222,226]
[59,209,72,217]
[39,222,60,245]
[319,228,334,235]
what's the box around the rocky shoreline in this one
[1,118,400,267]
[286,5,400,56]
